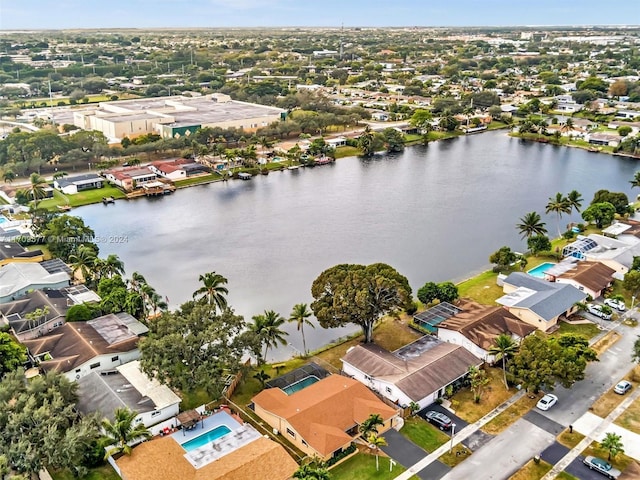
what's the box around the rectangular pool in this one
[527,262,556,279]
[181,425,231,452]
[282,375,319,395]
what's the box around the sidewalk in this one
[541,383,640,479]
[393,389,527,480]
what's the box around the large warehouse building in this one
[73,93,286,140]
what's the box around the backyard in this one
[38,185,126,210]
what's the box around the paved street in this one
[438,418,555,480]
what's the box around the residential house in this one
[22,312,148,380]
[496,272,587,332]
[148,159,208,181]
[252,374,399,462]
[543,260,616,299]
[1,288,69,341]
[53,173,104,195]
[103,166,157,191]
[77,360,180,428]
[436,299,536,363]
[0,241,44,266]
[116,433,297,480]
[563,233,640,278]
[587,132,621,147]
[341,336,482,409]
[0,262,71,303]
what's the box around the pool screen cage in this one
[561,237,598,260]
[413,302,463,332]
[265,362,330,390]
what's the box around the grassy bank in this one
[38,186,126,210]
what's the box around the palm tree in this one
[367,433,387,471]
[101,407,152,459]
[630,171,640,189]
[28,172,48,208]
[516,211,548,239]
[567,190,583,213]
[357,125,375,157]
[487,334,519,390]
[250,310,289,363]
[3,170,15,184]
[192,272,229,312]
[546,193,572,238]
[289,303,315,356]
[359,413,385,438]
[293,464,331,480]
[101,254,125,279]
[600,432,624,461]
[68,245,97,282]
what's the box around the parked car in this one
[613,380,632,395]
[587,303,613,320]
[583,455,621,479]
[536,393,558,411]
[424,410,453,430]
[604,298,626,312]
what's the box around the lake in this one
[76,131,640,359]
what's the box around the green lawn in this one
[554,473,578,480]
[174,173,222,188]
[456,269,503,304]
[509,459,552,480]
[330,453,418,480]
[400,416,449,452]
[335,146,362,158]
[38,186,126,210]
[551,322,600,340]
[50,464,120,480]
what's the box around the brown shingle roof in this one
[620,460,640,479]
[252,375,398,457]
[437,300,537,349]
[116,435,297,480]
[342,342,482,402]
[556,261,615,293]
[22,318,140,374]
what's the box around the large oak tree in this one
[310,263,411,343]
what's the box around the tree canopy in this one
[582,202,616,228]
[0,369,99,477]
[0,333,26,378]
[311,263,411,343]
[508,333,597,392]
[139,302,260,396]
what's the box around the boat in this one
[314,156,335,165]
[57,205,72,211]
[287,165,301,171]
[102,196,115,204]
[237,172,252,181]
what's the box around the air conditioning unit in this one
[273,428,279,435]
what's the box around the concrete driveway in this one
[565,456,615,480]
[418,403,469,435]
[439,418,556,480]
[381,429,450,480]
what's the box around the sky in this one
[0,0,638,30]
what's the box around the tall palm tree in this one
[567,190,583,213]
[357,125,375,157]
[192,272,228,312]
[251,310,288,363]
[630,171,640,189]
[68,245,97,282]
[367,433,388,471]
[487,334,519,390]
[516,211,548,239]
[101,407,152,459]
[28,172,48,208]
[546,193,572,238]
[289,303,315,356]
[102,254,125,278]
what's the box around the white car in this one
[587,304,612,321]
[604,298,626,312]
[536,393,558,411]
[614,380,632,395]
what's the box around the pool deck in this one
[171,411,261,469]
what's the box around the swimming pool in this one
[527,262,556,279]
[0,215,8,224]
[181,425,232,452]
[282,375,319,395]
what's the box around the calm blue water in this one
[527,262,557,278]
[181,425,231,452]
[282,375,319,395]
[76,131,640,360]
